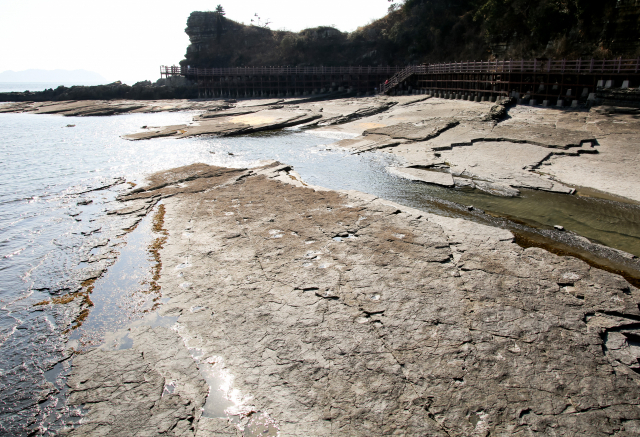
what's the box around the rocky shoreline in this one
[60,162,640,436]
[5,94,636,204]
[4,95,640,434]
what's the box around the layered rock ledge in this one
[64,163,640,436]
[3,95,639,204]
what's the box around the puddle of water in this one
[239,412,280,436]
[171,322,280,436]
[101,311,180,351]
[384,180,640,258]
[187,348,236,418]
[67,207,162,350]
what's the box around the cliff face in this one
[182,12,394,68]
[475,0,640,59]
[181,0,640,68]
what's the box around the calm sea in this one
[0,82,107,93]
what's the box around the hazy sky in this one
[0,0,392,84]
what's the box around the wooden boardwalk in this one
[161,65,402,98]
[379,59,640,99]
[161,59,640,101]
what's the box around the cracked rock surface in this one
[67,163,640,436]
[64,326,208,437]
[323,97,639,203]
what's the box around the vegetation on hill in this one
[181,0,639,68]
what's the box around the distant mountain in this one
[0,69,107,83]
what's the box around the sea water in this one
[0,82,106,93]
[1,110,640,435]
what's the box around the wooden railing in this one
[378,58,640,94]
[415,58,640,74]
[161,65,404,77]
[162,58,640,80]
[380,65,417,94]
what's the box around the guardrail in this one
[380,66,417,94]
[417,58,640,74]
[379,58,640,94]
[161,65,404,77]
[163,59,640,79]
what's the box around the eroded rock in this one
[67,163,640,436]
[64,326,208,437]
[124,109,322,140]
[387,167,455,187]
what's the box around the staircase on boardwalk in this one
[379,65,418,94]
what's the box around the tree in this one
[214,5,225,41]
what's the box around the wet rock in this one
[124,163,250,200]
[331,134,408,153]
[363,119,459,141]
[195,418,239,436]
[106,200,152,216]
[64,342,204,437]
[79,268,106,282]
[196,107,262,119]
[79,227,101,236]
[312,101,396,126]
[387,166,455,187]
[124,109,322,140]
[0,99,233,117]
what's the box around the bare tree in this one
[251,13,272,29]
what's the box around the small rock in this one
[77,199,93,206]
[554,225,565,231]
[66,124,76,128]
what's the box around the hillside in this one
[181,0,640,68]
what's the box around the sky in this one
[0,0,393,84]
